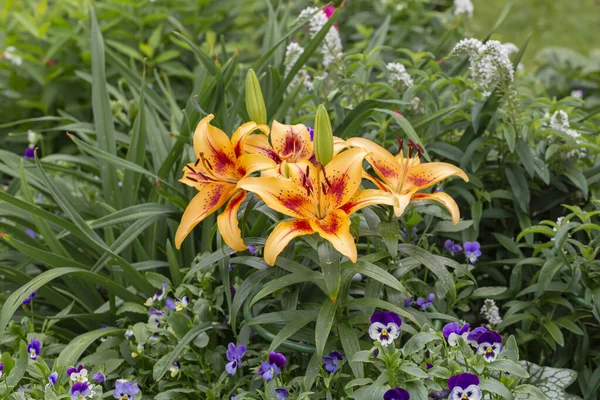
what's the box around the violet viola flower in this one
[0,363,3,379]
[257,352,286,381]
[67,364,88,382]
[165,298,175,311]
[27,339,41,360]
[448,373,482,400]
[93,372,105,383]
[71,381,94,400]
[113,379,140,400]
[322,350,343,373]
[274,388,289,400]
[464,241,482,264]
[384,387,410,400]
[124,328,134,339]
[48,371,58,386]
[146,283,168,306]
[307,126,314,141]
[442,322,470,346]
[225,343,246,375]
[404,297,413,308]
[148,308,166,327]
[247,245,258,255]
[444,240,463,256]
[174,296,189,311]
[22,291,37,305]
[25,229,36,238]
[467,326,488,347]
[368,311,401,346]
[415,293,435,310]
[24,147,35,159]
[169,361,180,377]
[477,331,503,362]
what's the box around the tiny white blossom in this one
[298,7,343,67]
[570,90,583,99]
[410,96,421,112]
[3,46,23,66]
[451,39,514,96]
[284,42,313,91]
[480,299,502,326]
[386,62,413,89]
[502,43,519,56]
[27,130,38,146]
[454,0,474,17]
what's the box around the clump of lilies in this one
[176,76,468,267]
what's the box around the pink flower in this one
[323,5,338,29]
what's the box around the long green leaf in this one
[56,327,123,370]
[315,299,337,357]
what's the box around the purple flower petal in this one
[384,387,410,400]
[448,373,480,390]
[268,352,286,368]
[370,311,402,327]
[477,331,502,345]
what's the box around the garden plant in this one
[1,1,599,400]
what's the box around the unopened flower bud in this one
[245,69,267,125]
[313,105,334,166]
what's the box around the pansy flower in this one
[225,343,246,375]
[71,381,94,400]
[466,326,487,347]
[169,361,180,377]
[274,388,289,400]
[113,379,140,400]
[22,290,37,305]
[240,149,394,266]
[322,350,343,373]
[93,372,105,383]
[442,322,470,346]
[347,138,468,223]
[415,293,435,310]
[0,362,3,379]
[444,239,463,255]
[476,331,503,362]
[368,311,401,346]
[384,387,410,400]
[124,328,134,339]
[67,364,88,382]
[174,296,189,311]
[145,283,168,306]
[148,308,166,327]
[27,339,41,360]
[464,241,482,264]
[448,373,482,400]
[48,371,58,386]
[175,114,276,251]
[257,352,286,381]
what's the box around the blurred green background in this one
[472,0,599,66]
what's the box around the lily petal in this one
[271,121,313,162]
[238,154,278,175]
[403,162,468,193]
[245,134,280,162]
[340,189,397,215]
[231,122,270,158]
[264,219,314,266]
[217,190,247,251]
[412,192,462,224]
[238,177,317,219]
[310,209,357,263]
[175,183,236,248]
[333,136,349,155]
[193,114,237,177]
[393,193,412,217]
[322,147,368,214]
[347,137,402,189]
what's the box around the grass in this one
[471,0,599,66]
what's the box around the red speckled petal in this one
[245,134,280,162]
[403,162,468,193]
[321,148,367,214]
[231,122,270,158]
[310,209,357,263]
[340,189,397,216]
[217,190,247,251]
[412,192,461,224]
[192,114,238,177]
[264,219,314,266]
[175,183,236,249]
[347,137,401,189]
[271,121,313,162]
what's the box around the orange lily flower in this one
[175,114,277,250]
[244,120,349,176]
[346,138,469,223]
[238,148,395,265]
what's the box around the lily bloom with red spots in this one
[239,148,394,265]
[175,114,276,250]
[346,138,468,223]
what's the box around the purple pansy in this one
[71,381,93,400]
[22,291,37,305]
[48,371,58,386]
[464,241,482,264]
[146,283,168,306]
[415,293,435,310]
[225,343,246,375]
[448,373,482,400]
[25,229,36,238]
[24,147,35,159]
[426,363,433,370]
[442,322,470,346]
[148,307,166,327]
[0,363,3,379]
[444,240,463,256]
[124,328,134,339]
[113,379,140,400]
[93,372,105,383]
[67,364,88,382]
[369,311,402,346]
[247,245,258,255]
[322,350,343,373]
[467,327,488,347]
[307,127,314,141]
[27,339,41,360]
[477,331,503,362]
[257,352,286,381]
[384,387,410,400]
[274,388,289,400]
[165,298,175,310]
[404,297,413,308]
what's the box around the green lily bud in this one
[313,105,334,166]
[245,68,267,125]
